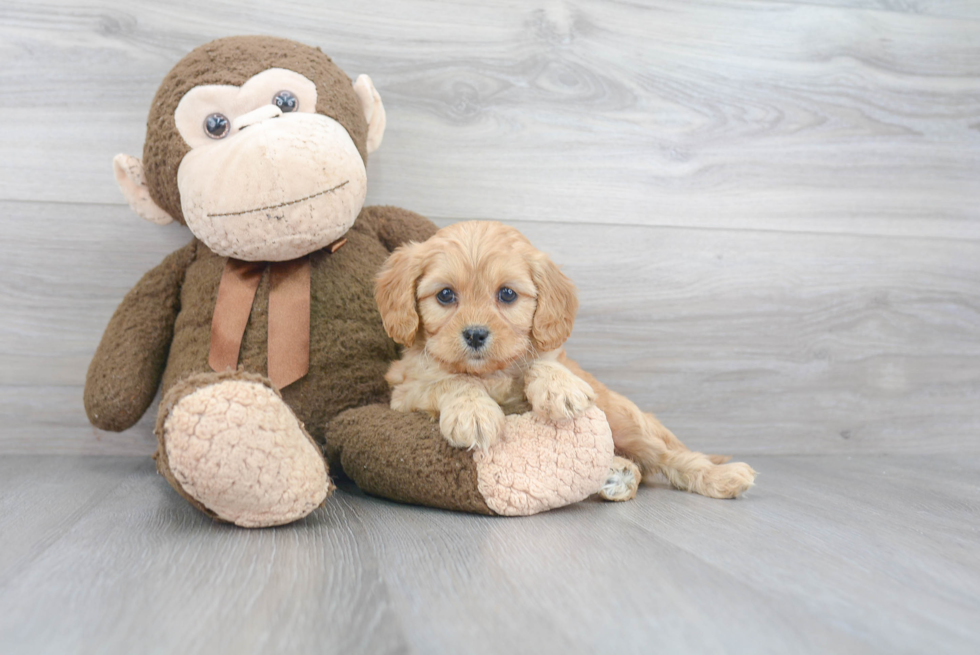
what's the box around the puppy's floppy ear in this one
[529,251,578,352]
[375,242,424,346]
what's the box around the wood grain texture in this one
[0,0,978,237]
[0,457,412,655]
[1,3,978,454]
[0,454,977,654]
[3,203,977,455]
[783,0,980,20]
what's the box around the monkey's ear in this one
[112,154,174,225]
[353,74,386,155]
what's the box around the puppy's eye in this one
[436,288,456,305]
[497,287,517,304]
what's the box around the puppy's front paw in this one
[440,396,505,450]
[527,371,597,421]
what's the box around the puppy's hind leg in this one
[599,456,642,502]
[602,390,756,499]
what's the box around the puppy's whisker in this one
[421,340,437,366]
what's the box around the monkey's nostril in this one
[462,326,490,350]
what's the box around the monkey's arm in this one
[326,403,614,516]
[84,241,196,432]
[361,205,438,252]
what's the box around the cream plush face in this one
[172,68,367,261]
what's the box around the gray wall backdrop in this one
[1,0,978,456]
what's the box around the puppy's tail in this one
[601,390,756,499]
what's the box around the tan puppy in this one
[375,221,756,500]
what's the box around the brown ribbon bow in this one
[208,239,346,389]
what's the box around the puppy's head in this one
[375,221,577,374]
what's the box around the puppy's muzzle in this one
[462,325,490,351]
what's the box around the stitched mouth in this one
[208,180,349,218]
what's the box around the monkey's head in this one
[114,36,385,261]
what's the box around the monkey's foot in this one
[327,404,615,517]
[472,407,615,516]
[598,456,641,502]
[155,373,331,527]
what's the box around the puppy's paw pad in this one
[599,456,641,502]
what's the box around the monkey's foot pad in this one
[162,379,331,527]
[473,407,614,516]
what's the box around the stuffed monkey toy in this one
[85,36,616,527]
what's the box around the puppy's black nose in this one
[462,326,490,350]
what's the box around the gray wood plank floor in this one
[0,454,977,655]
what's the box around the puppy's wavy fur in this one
[376,221,756,499]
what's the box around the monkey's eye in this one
[498,287,517,304]
[273,90,299,113]
[204,113,230,139]
[436,288,456,305]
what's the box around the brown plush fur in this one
[85,205,442,459]
[327,405,493,514]
[86,36,620,520]
[377,221,757,499]
[85,204,504,513]
[143,35,369,224]
[84,244,195,431]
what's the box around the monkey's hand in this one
[84,242,195,432]
[525,359,597,421]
